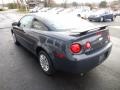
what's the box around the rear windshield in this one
[45,15,93,31]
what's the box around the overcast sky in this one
[0,0,115,4]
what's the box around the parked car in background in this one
[39,7,50,12]
[88,9,115,22]
[113,10,120,17]
[29,6,43,13]
[68,8,81,16]
[44,7,58,14]
[56,8,74,15]
[11,13,112,75]
[79,10,93,19]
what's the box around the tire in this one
[111,17,115,21]
[12,33,20,45]
[89,19,92,21]
[39,51,55,75]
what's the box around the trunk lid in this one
[69,26,110,55]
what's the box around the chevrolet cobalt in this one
[11,14,112,75]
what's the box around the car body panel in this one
[11,14,112,73]
[53,43,112,73]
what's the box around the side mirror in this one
[12,22,18,26]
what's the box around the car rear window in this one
[46,15,93,31]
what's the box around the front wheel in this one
[39,51,55,75]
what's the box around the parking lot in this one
[0,10,120,90]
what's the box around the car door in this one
[13,15,34,50]
[23,17,49,53]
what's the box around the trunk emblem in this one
[99,37,103,41]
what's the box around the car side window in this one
[19,15,34,28]
[31,18,48,31]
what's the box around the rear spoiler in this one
[82,25,108,35]
[88,25,108,32]
[73,25,108,36]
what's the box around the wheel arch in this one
[36,46,56,70]
[35,46,54,60]
[36,46,47,56]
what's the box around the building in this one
[27,0,55,8]
[27,0,44,8]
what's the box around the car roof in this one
[30,12,82,23]
[27,12,98,31]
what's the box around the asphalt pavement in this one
[0,10,120,90]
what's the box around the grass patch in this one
[7,3,17,9]
[17,9,28,14]
[17,6,28,14]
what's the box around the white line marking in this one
[109,26,120,29]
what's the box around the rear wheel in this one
[39,51,55,75]
[12,33,19,45]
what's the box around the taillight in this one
[70,43,81,53]
[85,42,91,49]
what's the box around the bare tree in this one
[72,2,78,7]
[99,1,107,8]
[16,0,21,9]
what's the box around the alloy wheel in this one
[39,54,49,72]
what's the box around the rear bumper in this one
[53,42,112,73]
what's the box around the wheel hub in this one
[39,54,49,72]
